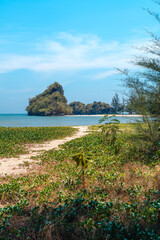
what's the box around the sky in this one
[0,0,159,113]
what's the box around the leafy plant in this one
[73,150,92,188]
[99,115,121,146]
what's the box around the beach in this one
[0,126,89,176]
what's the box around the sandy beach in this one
[0,126,89,176]
[67,114,142,117]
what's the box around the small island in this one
[26,82,72,116]
[26,82,113,116]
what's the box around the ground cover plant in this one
[0,126,77,157]
[0,123,160,239]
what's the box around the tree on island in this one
[69,101,86,115]
[85,101,112,114]
[111,93,123,113]
[69,101,112,115]
[26,82,72,116]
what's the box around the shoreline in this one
[67,114,143,117]
[0,113,142,117]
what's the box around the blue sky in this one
[0,0,159,113]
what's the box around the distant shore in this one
[68,114,142,117]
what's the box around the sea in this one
[0,114,142,127]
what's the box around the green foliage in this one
[69,101,112,115]
[73,151,91,169]
[26,82,72,116]
[111,93,123,113]
[85,101,112,115]
[73,151,92,187]
[69,101,86,114]
[99,115,121,147]
[0,126,76,157]
[0,192,160,239]
[119,2,160,151]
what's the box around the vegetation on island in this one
[26,82,72,116]
[111,93,124,113]
[26,82,114,116]
[69,101,113,115]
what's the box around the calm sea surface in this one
[0,114,142,127]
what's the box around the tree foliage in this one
[69,101,86,114]
[119,2,160,150]
[111,93,123,113]
[69,101,112,115]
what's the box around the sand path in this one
[0,126,88,176]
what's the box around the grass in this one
[0,124,160,239]
[0,126,77,157]
[89,123,138,132]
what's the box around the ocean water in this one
[0,114,142,127]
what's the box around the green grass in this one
[0,125,160,239]
[0,126,77,157]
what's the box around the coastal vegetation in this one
[118,2,160,154]
[110,93,123,114]
[0,126,76,158]
[0,123,160,239]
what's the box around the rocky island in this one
[26,82,72,116]
[26,82,113,116]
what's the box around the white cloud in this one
[0,33,149,78]
[92,70,116,80]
